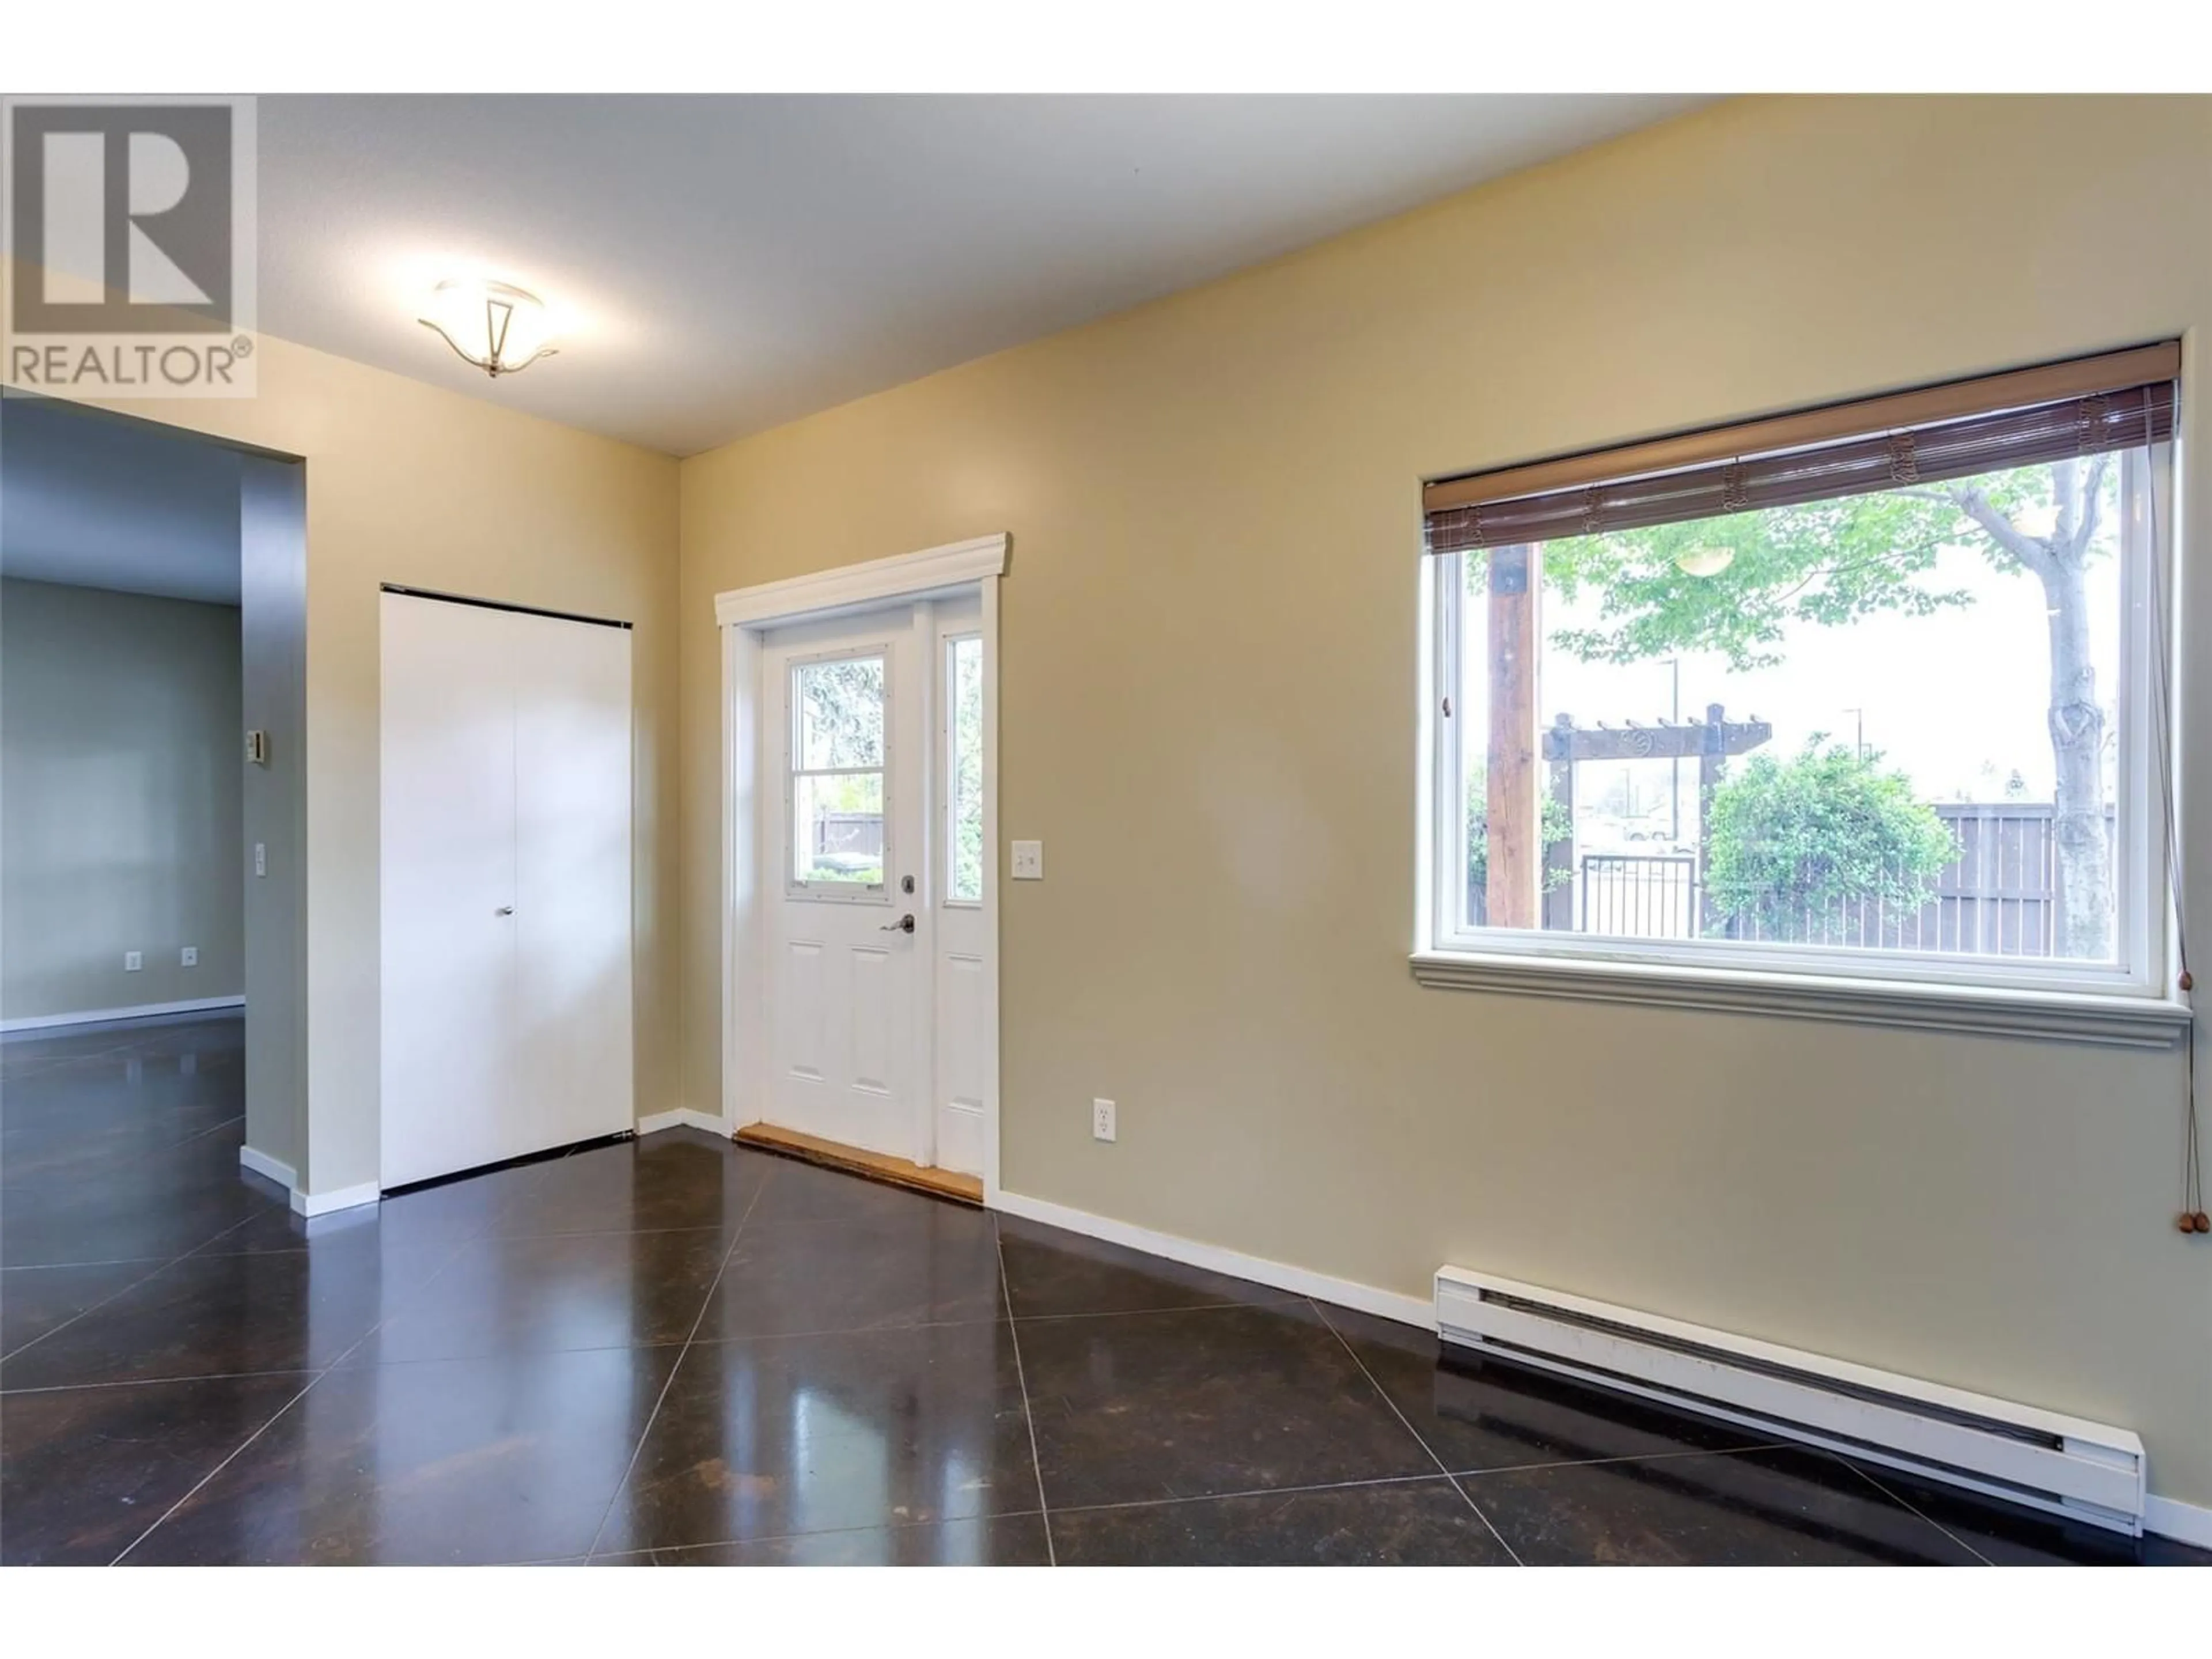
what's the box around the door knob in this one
[880,914,915,934]
[495,906,514,916]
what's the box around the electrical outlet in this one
[180,946,199,967]
[1011,840,1044,880]
[254,843,266,878]
[1092,1098,1116,1143]
[124,951,143,972]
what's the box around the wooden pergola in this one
[1535,706,1772,929]
[1480,546,1771,929]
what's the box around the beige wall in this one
[1,578,244,1021]
[678,97,2212,1503]
[9,313,683,1195]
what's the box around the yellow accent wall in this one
[676,97,2212,1502]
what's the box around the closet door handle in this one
[495,906,515,916]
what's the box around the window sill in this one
[1409,949,2192,1050]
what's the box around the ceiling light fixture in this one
[418,278,558,378]
[1674,545,1735,578]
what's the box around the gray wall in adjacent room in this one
[1,577,245,1022]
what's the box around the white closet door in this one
[380,592,520,1188]
[381,593,634,1190]
[509,607,634,1156]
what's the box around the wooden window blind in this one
[1423,343,2180,556]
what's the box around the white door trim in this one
[715,533,1006,1201]
[714,533,1007,628]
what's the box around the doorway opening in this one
[0,392,310,1260]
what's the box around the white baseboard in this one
[289,1180,380,1218]
[237,1145,296,1188]
[637,1108,732,1137]
[1,995,244,1035]
[991,1190,1433,1330]
[2145,1493,2212,1548]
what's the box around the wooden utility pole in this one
[1485,544,1540,929]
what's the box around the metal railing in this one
[1579,854,1699,940]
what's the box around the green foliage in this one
[1703,740,1957,941]
[1467,763,1573,899]
[1541,500,1973,672]
[797,655,885,766]
[1530,464,2097,672]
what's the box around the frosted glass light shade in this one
[419,278,558,377]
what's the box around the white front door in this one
[761,609,926,1162]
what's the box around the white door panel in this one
[380,593,519,1188]
[381,592,634,1189]
[511,607,635,1158]
[761,615,921,1163]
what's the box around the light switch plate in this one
[1011,840,1044,880]
[124,952,143,972]
[180,946,199,967]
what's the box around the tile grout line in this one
[1445,1441,1797,1482]
[105,1210,500,1565]
[1047,1469,1478,1521]
[38,1120,564,1388]
[1005,1296,1308,1326]
[590,1508,1054,1563]
[1310,1298,1525,1566]
[1834,1456,1997,1566]
[3,1365,323,1397]
[994,1214,1057,1567]
[105,1372,324,1564]
[0,1108,256,1196]
[581,1161,777,1561]
[0,1205,267,1369]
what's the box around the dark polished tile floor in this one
[5,1014,2208,1567]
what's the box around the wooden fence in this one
[1478,803,2106,958]
[1714,802,2100,956]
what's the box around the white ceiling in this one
[259,96,1705,456]
[1,399,241,605]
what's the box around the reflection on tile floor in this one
[3,1014,2206,1566]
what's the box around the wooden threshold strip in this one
[735,1122,984,1206]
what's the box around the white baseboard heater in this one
[1435,1267,2145,1536]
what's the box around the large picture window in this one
[1422,348,2180,1007]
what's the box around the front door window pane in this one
[791,652,886,889]
[794,771,885,886]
